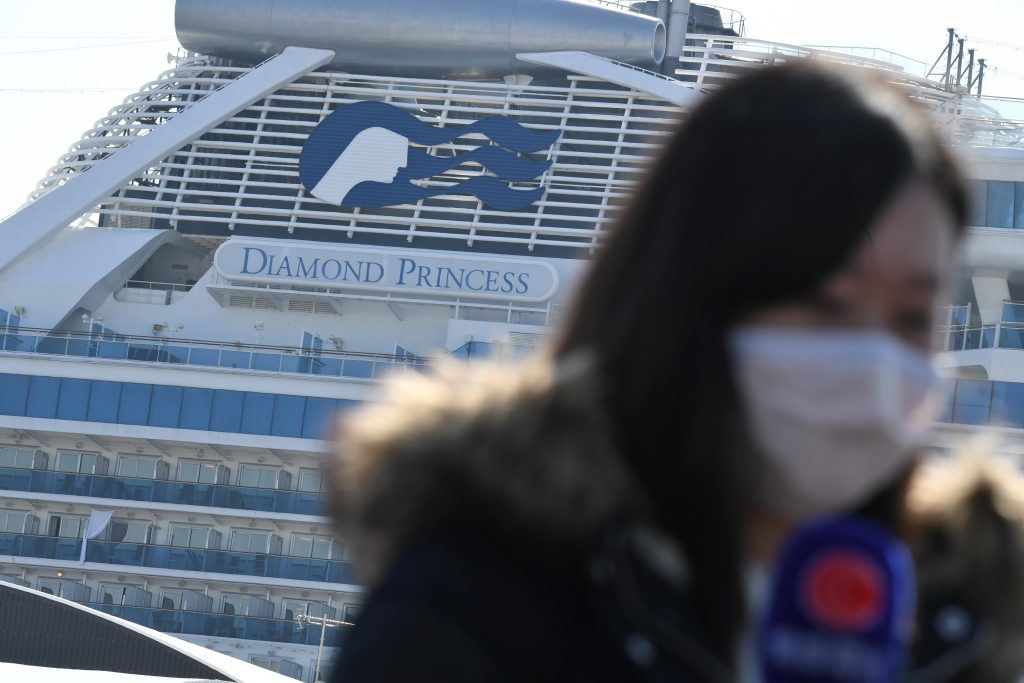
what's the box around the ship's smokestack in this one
[175,0,667,79]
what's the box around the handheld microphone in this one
[759,517,916,683]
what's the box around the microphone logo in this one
[800,550,888,632]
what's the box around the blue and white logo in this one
[298,101,561,212]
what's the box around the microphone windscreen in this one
[759,517,916,683]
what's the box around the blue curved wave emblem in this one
[299,101,560,212]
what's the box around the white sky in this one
[1,0,1023,219]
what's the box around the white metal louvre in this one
[31,56,681,254]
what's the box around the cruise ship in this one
[1,0,1022,680]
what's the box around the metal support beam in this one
[666,0,692,62]
[0,47,335,277]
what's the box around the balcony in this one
[87,604,347,648]
[0,325,425,381]
[0,467,327,516]
[939,302,1024,352]
[0,533,358,586]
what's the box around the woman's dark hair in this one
[556,62,968,661]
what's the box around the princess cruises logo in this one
[298,101,561,212]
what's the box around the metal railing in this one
[677,34,1024,148]
[0,532,357,585]
[90,603,348,648]
[938,301,1024,352]
[114,281,192,306]
[0,467,327,517]
[0,325,428,381]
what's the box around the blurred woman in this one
[329,62,967,682]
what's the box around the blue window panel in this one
[150,385,184,428]
[991,382,1024,429]
[302,398,337,439]
[954,379,992,408]
[119,383,153,425]
[987,181,1015,229]
[342,359,373,378]
[87,381,121,423]
[317,358,343,377]
[271,396,305,438]
[1017,182,1024,229]
[56,378,91,421]
[211,390,244,433]
[0,373,29,416]
[188,348,221,367]
[180,387,213,431]
[952,403,989,425]
[220,350,252,370]
[97,340,129,360]
[1000,328,1024,350]
[251,353,281,372]
[26,376,60,419]
[240,392,274,435]
[967,180,988,227]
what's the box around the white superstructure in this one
[1,2,1023,681]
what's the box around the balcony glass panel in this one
[1000,328,1024,350]
[988,180,1016,228]
[0,533,357,585]
[0,468,327,516]
[87,604,346,647]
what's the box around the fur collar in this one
[330,352,643,584]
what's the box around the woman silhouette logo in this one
[299,101,561,212]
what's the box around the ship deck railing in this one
[87,603,348,648]
[0,531,358,586]
[678,34,1024,148]
[0,466,327,517]
[0,325,429,382]
[939,301,1024,352]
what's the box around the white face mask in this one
[728,328,939,519]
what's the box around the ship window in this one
[250,657,299,675]
[222,593,250,615]
[271,395,305,438]
[47,513,87,539]
[229,529,272,553]
[0,510,29,533]
[992,381,1024,429]
[161,589,183,610]
[297,469,323,493]
[0,446,36,469]
[177,460,221,484]
[99,583,129,605]
[56,450,106,475]
[211,390,244,432]
[106,519,152,544]
[987,181,1016,229]
[283,599,312,621]
[238,465,280,489]
[37,577,62,596]
[56,379,90,421]
[289,534,335,560]
[180,387,214,430]
[241,393,275,435]
[119,383,153,426]
[26,376,60,418]
[343,604,362,623]
[117,454,159,479]
[150,385,184,428]
[169,523,214,549]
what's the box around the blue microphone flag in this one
[759,517,916,683]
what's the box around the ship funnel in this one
[175,0,666,78]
